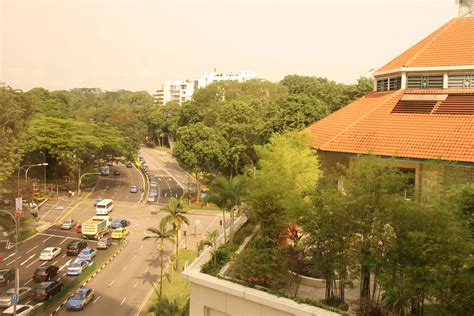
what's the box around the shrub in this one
[201,243,237,276]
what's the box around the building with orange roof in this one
[305,3,474,197]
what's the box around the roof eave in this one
[374,65,474,77]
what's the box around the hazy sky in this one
[1,0,456,93]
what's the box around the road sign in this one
[15,198,22,211]
[11,294,17,306]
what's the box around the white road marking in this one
[132,255,137,260]
[61,254,67,258]
[120,297,126,305]
[60,238,68,244]
[144,267,149,273]
[20,254,36,266]
[59,259,72,271]
[93,295,101,304]
[108,280,115,287]
[63,273,67,277]
[52,260,58,266]
[122,266,127,272]
[43,236,53,243]
[25,300,31,305]
[3,253,15,261]
[24,279,33,285]
[26,258,41,268]
[26,245,39,253]
[133,281,138,288]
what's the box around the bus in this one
[96,199,114,215]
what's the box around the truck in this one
[81,216,112,240]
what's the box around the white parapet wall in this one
[182,216,341,316]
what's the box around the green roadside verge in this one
[32,242,122,315]
[146,249,197,315]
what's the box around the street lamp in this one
[39,151,47,192]
[17,163,48,197]
[0,210,19,315]
[77,172,100,196]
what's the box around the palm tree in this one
[207,176,245,243]
[197,229,220,255]
[162,197,190,270]
[143,218,176,297]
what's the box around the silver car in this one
[61,218,77,230]
[0,287,31,307]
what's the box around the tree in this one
[207,176,245,243]
[148,296,188,316]
[143,218,176,297]
[197,229,219,255]
[246,131,320,239]
[162,197,190,271]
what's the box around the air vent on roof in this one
[448,74,474,89]
[391,100,438,114]
[434,95,474,115]
[407,75,443,89]
[377,79,389,91]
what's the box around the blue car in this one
[66,287,94,311]
[130,185,138,193]
[150,189,158,198]
[111,219,131,229]
[78,248,97,261]
[66,259,90,276]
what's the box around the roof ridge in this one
[402,18,457,67]
[319,91,403,150]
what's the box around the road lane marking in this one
[132,255,137,260]
[43,236,53,243]
[52,260,58,266]
[3,253,15,261]
[60,238,68,244]
[24,279,33,285]
[122,266,127,272]
[26,258,41,268]
[59,259,72,271]
[93,295,101,304]
[62,254,67,258]
[120,297,126,305]
[108,280,115,287]
[20,254,36,266]
[133,281,138,288]
[25,300,31,305]
[26,245,39,253]
[63,273,67,277]
[6,255,22,265]
[144,267,149,273]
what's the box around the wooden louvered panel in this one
[435,95,474,115]
[407,75,444,89]
[392,100,438,114]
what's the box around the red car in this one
[76,224,82,234]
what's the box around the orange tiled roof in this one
[377,18,474,73]
[305,90,474,163]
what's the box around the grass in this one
[146,249,197,314]
[153,146,170,152]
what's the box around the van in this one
[96,199,114,215]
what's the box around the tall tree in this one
[162,197,190,270]
[143,218,176,297]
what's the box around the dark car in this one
[0,269,14,286]
[31,280,63,301]
[110,219,131,229]
[32,265,59,282]
[66,240,88,256]
[125,162,133,168]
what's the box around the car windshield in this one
[67,244,78,249]
[71,293,85,300]
[70,262,83,268]
[64,220,72,224]
[35,288,47,295]
[35,268,47,273]
[41,250,51,254]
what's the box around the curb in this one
[50,239,129,315]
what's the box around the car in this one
[150,189,158,198]
[61,218,77,230]
[31,280,63,301]
[126,162,133,168]
[32,265,59,282]
[39,247,61,261]
[114,170,120,176]
[66,240,88,256]
[66,287,95,311]
[67,259,90,276]
[147,196,156,204]
[97,237,112,250]
[93,197,103,206]
[110,219,131,229]
[111,227,129,239]
[76,223,82,233]
[130,185,138,193]
[78,248,97,261]
[0,269,14,286]
[0,287,31,307]
[1,304,35,316]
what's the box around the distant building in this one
[157,71,257,105]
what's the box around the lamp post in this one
[0,210,19,315]
[77,173,100,196]
[39,151,47,192]
[17,163,48,197]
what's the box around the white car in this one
[0,287,31,307]
[2,304,35,316]
[39,247,61,261]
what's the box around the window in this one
[398,168,416,199]
[407,75,443,89]
[377,79,389,91]
[389,77,402,90]
[391,100,438,114]
[448,74,474,89]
